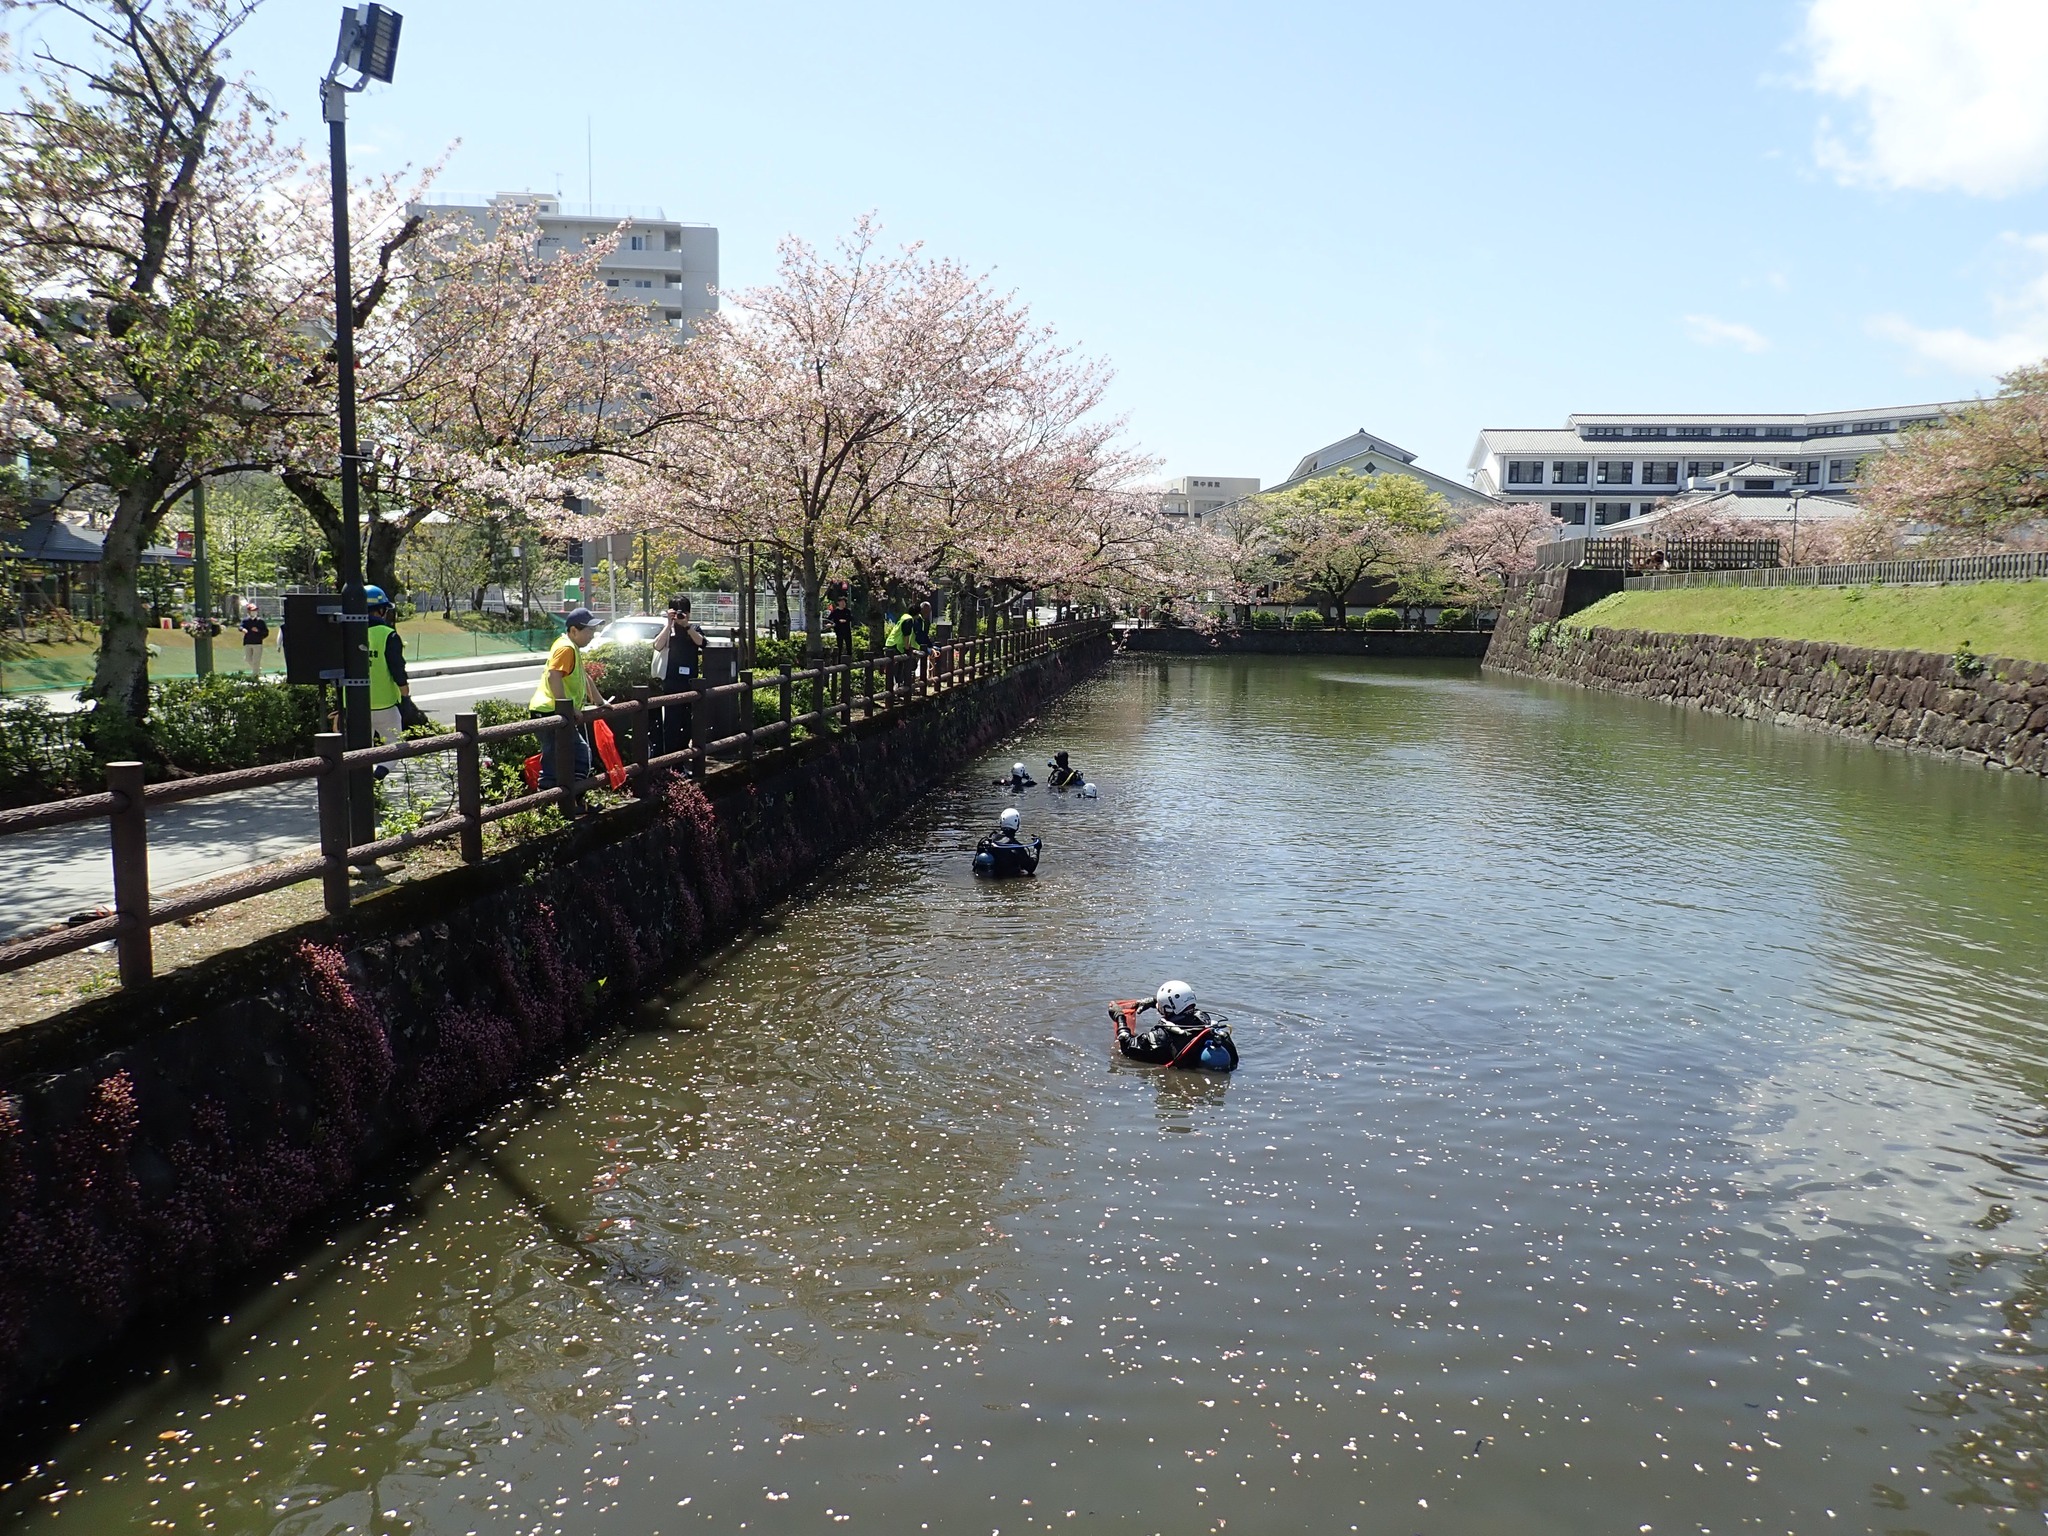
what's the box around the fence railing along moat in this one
[0,620,1105,993]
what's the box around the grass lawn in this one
[1,612,557,694]
[1567,580,2048,664]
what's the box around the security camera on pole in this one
[322,4,402,844]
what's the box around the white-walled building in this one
[1467,403,1968,533]
[1159,475,1261,523]
[1270,428,1488,506]
[414,192,719,336]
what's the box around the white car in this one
[589,615,667,652]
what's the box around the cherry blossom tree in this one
[1442,500,1558,596]
[0,0,314,728]
[1859,362,2048,543]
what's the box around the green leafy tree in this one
[1266,470,1448,624]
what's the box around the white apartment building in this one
[1159,475,1261,522]
[415,192,719,336]
[1467,403,1969,532]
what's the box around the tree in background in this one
[396,515,492,616]
[1265,470,1448,625]
[1859,362,2048,546]
[0,0,320,731]
[1443,501,1558,599]
[158,473,294,605]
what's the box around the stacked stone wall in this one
[1484,581,2048,775]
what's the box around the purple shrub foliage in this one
[292,942,395,1170]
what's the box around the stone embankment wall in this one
[0,633,1110,1416]
[1121,628,1488,658]
[1485,576,2048,774]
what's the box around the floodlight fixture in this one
[328,4,402,90]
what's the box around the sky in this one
[15,0,2048,489]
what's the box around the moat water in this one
[6,656,2048,1535]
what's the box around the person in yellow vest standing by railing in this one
[364,586,412,743]
[529,607,604,791]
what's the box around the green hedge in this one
[1436,606,1472,630]
[1358,608,1400,630]
[0,675,328,808]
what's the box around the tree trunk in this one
[366,517,406,600]
[86,484,161,737]
[800,532,826,664]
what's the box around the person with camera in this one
[654,594,709,757]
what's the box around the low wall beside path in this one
[1485,575,2048,776]
[1121,628,1490,658]
[0,626,1112,1421]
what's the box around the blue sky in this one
[21,0,2048,488]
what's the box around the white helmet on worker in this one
[1156,979,1196,1016]
[999,807,1021,832]
[1013,762,1027,778]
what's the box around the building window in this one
[1642,461,1679,486]
[604,278,619,287]
[1551,502,1587,525]
[1506,460,1544,484]
[1828,458,1854,482]
[1583,425,1622,439]
[1684,460,1725,480]
[632,278,653,288]
[1794,461,1819,485]
[1852,420,1891,433]
[1596,461,1634,485]
[1593,502,1633,525]
[1551,460,1589,485]
[665,275,681,287]
[1719,426,1754,439]
[628,234,647,251]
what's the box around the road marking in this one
[409,677,536,704]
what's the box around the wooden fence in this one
[0,620,1103,993]
[1626,550,2048,591]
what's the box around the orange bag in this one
[593,718,627,791]
[522,754,542,792]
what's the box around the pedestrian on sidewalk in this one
[239,602,269,674]
[529,607,605,794]
[365,587,413,742]
[828,589,853,659]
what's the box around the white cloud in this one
[1802,0,2048,195]
[1682,314,1771,354]
[1870,232,2048,375]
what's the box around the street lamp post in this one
[190,477,213,677]
[1789,488,1804,567]
[322,3,402,845]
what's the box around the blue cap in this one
[564,607,597,629]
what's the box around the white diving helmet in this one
[1000,807,1022,832]
[1156,979,1196,1015]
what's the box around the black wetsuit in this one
[974,828,1040,877]
[1047,762,1083,788]
[1117,1003,1237,1070]
[994,770,1036,789]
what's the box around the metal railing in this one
[1626,550,2048,591]
[0,621,1102,992]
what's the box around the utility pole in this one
[322,3,402,845]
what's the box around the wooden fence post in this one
[779,664,793,736]
[863,650,875,719]
[839,657,852,726]
[316,731,350,917]
[630,685,652,794]
[691,673,710,775]
[740,669,756,764]
[550,704,579,807]
[106,760,151,988]
[454,711,484,862]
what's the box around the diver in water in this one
[993,760,1036,790]
[1046,750,1085,789]
[1111,980,1237,1072]
[973,807,1041,878]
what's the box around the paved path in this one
[1,656,548,942]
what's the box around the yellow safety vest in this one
[529,638,587,711]
[367,623,401,710]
